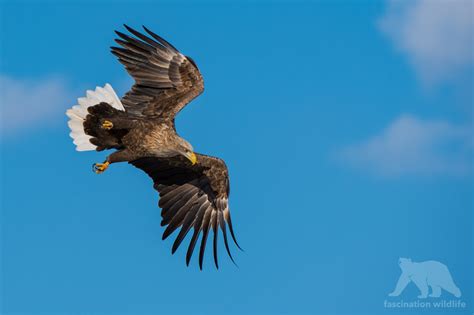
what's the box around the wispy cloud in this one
[0,75,72,136]
[337,114,473,177]
[378,0,473,86]
[345,0,474,178]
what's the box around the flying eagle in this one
[66,25,240,269]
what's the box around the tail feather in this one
[66,83,124,151]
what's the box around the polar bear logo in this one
[388,258,461,299]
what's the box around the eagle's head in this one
[175,137,197,165]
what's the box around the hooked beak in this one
[185,152,197,165]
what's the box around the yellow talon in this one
[93,161,110,174]
[102,120,113,130]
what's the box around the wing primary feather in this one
[161,187,196,220]
[224,209,243,251]
[198,209,212,270]
[161,192,198,239]
[219,211,237,266]
[212,211,219,269]
[115,31,155,53]
[186,229,200,266]
[142,25,179,52]
[171,203,200,254]
[114,39,150,56]
[161,187,198,224]
[111,46,149,63]
[160,183,193,210]
[186,204,207,266]
[124,24,165,50]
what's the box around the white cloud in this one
[338,114,473,177]
[0,75,71,136]
[379,0,474,85]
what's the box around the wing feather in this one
[198,209,212,270]
[129,154,240,269]
[219,211,236,265]
[162,191,199,238]
[186,205,207,266]
[212,210,219,269]
[112,25,204,120]
[171,201,201,254]
[160,185,198,224]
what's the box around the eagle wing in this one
[129,154,241,269]
[111,25,204,120]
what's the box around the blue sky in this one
[1,1,472,315]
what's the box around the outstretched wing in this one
[129,154,241,269]
[111,25,204,120]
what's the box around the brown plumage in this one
[112,25,204,120]
[130,154,241,269]
[66,25,240,269]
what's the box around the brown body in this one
[122,119,178,158]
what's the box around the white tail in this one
[66,83,124,151]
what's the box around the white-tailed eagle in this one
[66,25,240,269]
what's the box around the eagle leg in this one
[92,149,134,174]
[108,149,134,163]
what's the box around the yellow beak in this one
[187,152,197,165]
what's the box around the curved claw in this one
[101,120,113,130]
[92,161,110,174]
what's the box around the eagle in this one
[66,25,240,269]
